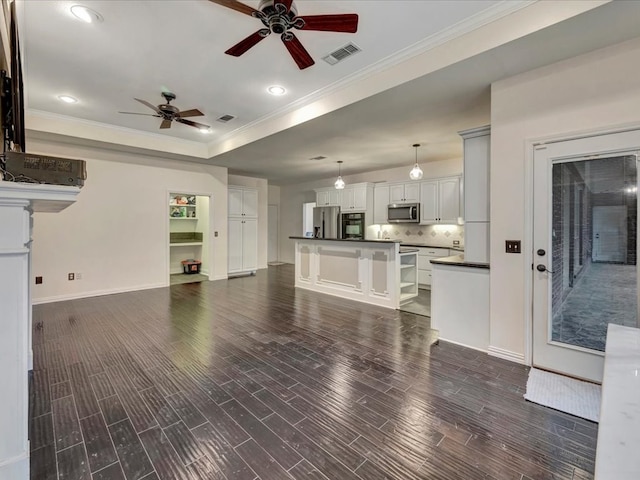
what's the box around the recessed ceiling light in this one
[267,85,286,96]
[58,95,78,104]
[70,5,103,23]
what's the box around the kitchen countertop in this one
[399,248,419,254]
[429,254,490,269]
[289,236,400,244]
[289,237,463,251]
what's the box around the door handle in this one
[536,264,554,274]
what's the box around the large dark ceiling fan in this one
[119,92,211,131]
[210,0,358,70]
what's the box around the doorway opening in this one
[169,192,211,285]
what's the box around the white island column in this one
[0,182,79,480]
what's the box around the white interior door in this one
[532,129,640,383]
[268,205,279,263]
[593,205,627,263]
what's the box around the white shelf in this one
[400,264,414,269]
[170,242,203,247]
[400,281,415,289]
[169,203,196,207]
[400,292,417,301]
[170,217,198,220]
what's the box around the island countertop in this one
[430,254,490,269]
[288,237,464,252]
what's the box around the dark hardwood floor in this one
[29,264,597,480]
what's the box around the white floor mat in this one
[524,368,601,422]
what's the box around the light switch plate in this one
[505,240,521,254]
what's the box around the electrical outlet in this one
[68,272,75,281]
[214,231,219,237]
[35,276,43,285]
[505,240,521,254]
[453,240,460,246]
[76,273,82,280]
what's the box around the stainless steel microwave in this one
[387,203,420,223]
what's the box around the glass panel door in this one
[532,129,640,383]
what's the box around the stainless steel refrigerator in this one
[313,206,340,239]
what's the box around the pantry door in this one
[532,129,640,383]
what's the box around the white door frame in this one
[525,126,640,382]
[268,204,279,264]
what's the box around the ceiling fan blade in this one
[274,0,293,13]
[208,0,260,17]
[177,108,204,118]
[160,119,172,129]
[281,33,314,70]
[225,29,270,56]
[176,118,211,130]
[134,98,161,113]
[297,14,359,33]
[118,111,161,117]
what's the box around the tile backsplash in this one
[368,224,464,248]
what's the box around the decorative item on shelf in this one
[334,160,345,190]
[170,206,182,217]
[409,143,424,180]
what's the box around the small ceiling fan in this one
[119,92,211,131]
[210,0,358,70]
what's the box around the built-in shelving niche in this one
[169,192,210,280]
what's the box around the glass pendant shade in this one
[410,163,423,180]
[334,161,345,189]
[409,143,423,180]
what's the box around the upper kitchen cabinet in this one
[340,183,373,212]
[229,186,258,218]
[389,182,420,204]
[315,188,341,207]
[420,176,461,224]
[373,184,390,224]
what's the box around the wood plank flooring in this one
[29,264,598,480]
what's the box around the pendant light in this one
[334,160,345,189]
[409,143,424,180]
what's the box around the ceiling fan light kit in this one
[58,95,78,104]
[334,160,345,190]
[409,143,424,180]
[209,0,358,70]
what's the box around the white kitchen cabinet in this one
[373,184,390,224]
[420,176,461,224]
[228,186,258,275]
[389,182,420,204]
[228,217,258,275]
[229,186,258,218]
[340,184,368,212]
[316,188,341,207]
[416,247,450,288]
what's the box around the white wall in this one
[228,174,269,269]
[490,37,640,360]
[279,159,462,264]
[28,137,228,303]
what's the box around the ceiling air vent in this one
[322,43,361,65]
[217,114,235,123]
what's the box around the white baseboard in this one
[212,274,228,281]
[32,282,166,305]
[437,337,488,354]
[0,452,29,480]
[488,345,526,364]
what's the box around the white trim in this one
[488,345,526,364]
[212,274,228,281]
[523,138,535,366]
[438,338,488,355]
[0,452,29,479]
[32,282,166,305]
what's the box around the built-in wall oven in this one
[341,212,365,240]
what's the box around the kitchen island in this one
[290,237,418,309]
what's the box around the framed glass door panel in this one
[533,129,640,383]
